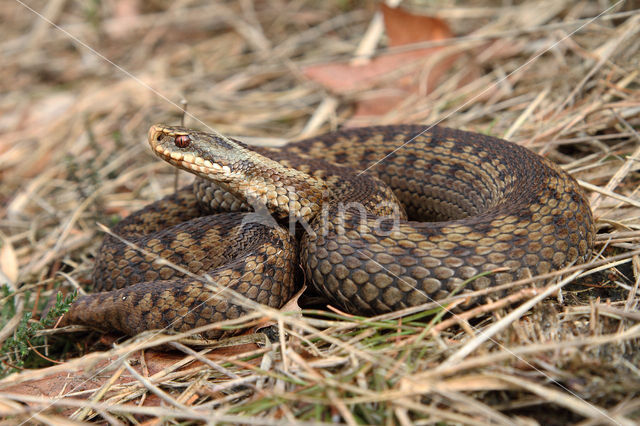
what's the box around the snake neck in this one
[148,124,329,222]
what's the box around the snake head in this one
[148,124,328,222]
[148,124,253,183]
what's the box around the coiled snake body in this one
[62,125,594,337]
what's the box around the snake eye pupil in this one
[175,135,190,148]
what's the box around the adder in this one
[59,124,594,338]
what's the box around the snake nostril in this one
[155,132,162,142]
[175,135,191,148]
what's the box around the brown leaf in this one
[2,344,263,407]
[0,236,18,284]
[303,5,456,120]
[114,0,140,19]
[252,284,306,334]
[2,355,139,414]
[142,345,262,376]
[279,283,306,314]
[303,49,441,93]
[381,3,452,47]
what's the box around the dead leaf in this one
[111,0,142,39]
[114,0,140,19]
[252,284,306,334]
[303,5,457,120]
[2,344,263,408]
[381,3,452,47]
[0,236,18,284]
[279,284,306,315]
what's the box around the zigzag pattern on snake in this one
[60,125,594,338]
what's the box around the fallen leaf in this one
[381,3,452,47]
[0,236,18,284]
[2,343,263,409]
[252,284,306,334]
[279,283,306,315]
[114,0,140,19]
[303,5,457,120]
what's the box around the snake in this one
[59,124,594,338]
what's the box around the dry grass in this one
[1,1,639,424]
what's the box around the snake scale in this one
[60,125,594,338]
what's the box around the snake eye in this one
[175,135,191,148]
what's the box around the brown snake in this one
[60,125,594,338]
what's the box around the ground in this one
[0,1,639,424]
